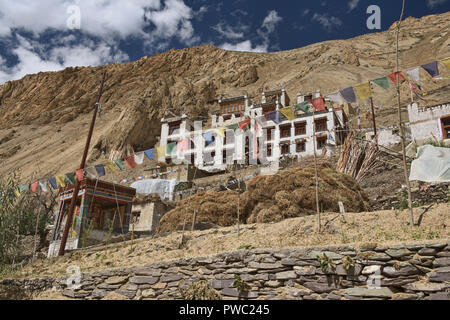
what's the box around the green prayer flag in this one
[372,76,390,90]
[65,172,76,185]
[166,142,177,155]
[19,184,29,193]
[295,102,312,114]
[226,123,239,132]
[114,159,126,171]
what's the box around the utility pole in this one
[58,70,107,256]
[395,0,414,226]
[312,117,321,233]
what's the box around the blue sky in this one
[0,0,448,84]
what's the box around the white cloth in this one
[409,145,450,182]
[130,179,178,200]
[134,152,145,165]
[39,180,49,192]
[85,167,97,179]
[405,67,421,82]
[325,92,345,105]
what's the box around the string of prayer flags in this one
[124,155,138,169]
[39,180,49,192]
[134,152,145,165]
[104,162,116,174]
[441,58,450,69]
[31,182,38,193]
[114,158,126,171]
[325,92,344,105]
[295,101,312,114]
[340,87,357,103]
[94,164,106,177]
[265,111,283,124]
[310,97,326,111]
[354,83,372,100]
[177,138,189,152]
[405,67,421,82]
[279,107,295,120]
[372,76,391,90]
[421,61,439,78]
[48,177,58,190]
[56,175,66,187]
[166,142,177,156]
[75,169,84,182]
[144,148,155,160]
[238,119,251,130]
[387,71,405,85]
[65,172,76,185]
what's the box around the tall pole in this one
[312,116,321,233]
[58,70,107,256]
[395,0,414,226]
[369,81,378,149]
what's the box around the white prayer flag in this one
[325,92,345,105]
[405,67,421,82]
[134,152,145,165]
[39,180,49,192]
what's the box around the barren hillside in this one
[0,12,449,183]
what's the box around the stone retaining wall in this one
[1,241,449,300]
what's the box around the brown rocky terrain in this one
[0,12,449,183]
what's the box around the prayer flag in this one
[134,152,145,165]
[372,76,390,90]
[279,107,295,120]
[387,72,405,84]
[226,123,239,132]
[31,182,38,193]
[19,184,29,193]
[177,138,189,151]
[104,161,116,174]
[39,180,49,192]
[166,142,177,156]
[124,155,138,169]
[441,58,450,69]
[213,127,225,138]
[144,148,155,160]
[405,67,421,82]
[238,119,251,130]
[156,145,166,158]
[48,177,58,190]
[14,188,21,198]
[421,61,439,78]
[325,92,345,105]
[114,159,126,171]
[56,175,66,187]
[85,167,97,179]
[265,111,283,124]
[65,172,76,185]
[94,164,106,177]
[75,169,84,181]
[295,101,312,114]
[340,87,357,103]
[310,97,326,112]
[202,132,214,144]
[354,83,372,100]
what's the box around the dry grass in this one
[5,202,449,280]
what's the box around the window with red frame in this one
[294,122,306,136]
[280,124,291,138]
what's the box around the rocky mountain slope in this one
[0,12,449,182]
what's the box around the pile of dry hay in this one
[157,165,370,233]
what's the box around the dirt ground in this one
[5,202,449,281]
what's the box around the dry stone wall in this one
[1,241,449,300]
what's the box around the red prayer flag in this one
[177,138,189,151]
[387,72,405,84]
[31,182,38,193]
[75,169,84,182]
[124,155,138,169]
[310,97,326,112]
[239,119,251,130]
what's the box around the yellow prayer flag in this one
[104,161,116,174]
[56,175,66,187]
[354,83,372,100]
[156,145,166,158]
[213,128,225,138]
[14,188,21,198]
[279,107,295,121]
[441,58,450,69]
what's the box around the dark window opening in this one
[442,116,450,139]
[265,127,275,141]
[294,122,307,136]
[267,144,272,157]
[168,121,181,135]
[296,141,306,152]
[315,118,327,132]
[280,143,290,155]
[280,124,291,138]
[317,137,327,150]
